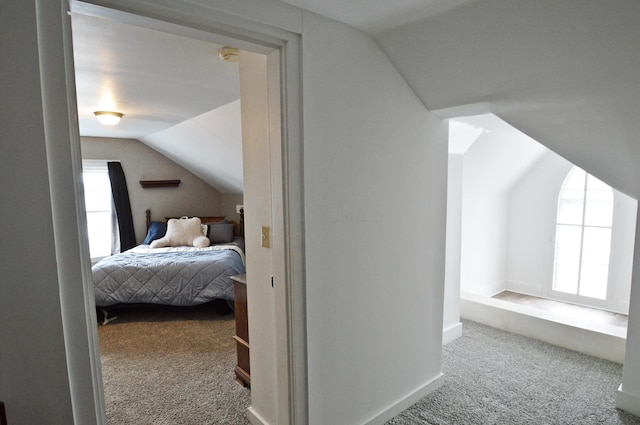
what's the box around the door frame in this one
[37,0,307,423]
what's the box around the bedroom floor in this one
[492,290,628,329]
[97,301,251,425]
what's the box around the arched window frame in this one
[552,166,614,303]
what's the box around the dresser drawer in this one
[231,274,250,387]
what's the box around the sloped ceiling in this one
[449,119,483,155]
[295,0,640,199]
[72,1,640,200]
[71,13,243,194]
[141,100,244,194]
[375,0,640,199]
[279,0,476,34]
[453,114,549,196]
[71,2,472,198]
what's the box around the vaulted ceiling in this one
[71,13,243,193]
[72,0,640,199]
[374,0,640,198]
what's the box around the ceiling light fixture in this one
[218,47,239,63]
[94,111,123,126]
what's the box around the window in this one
[83,160,116,259]
[553,167,613,300]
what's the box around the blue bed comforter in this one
[92,244,245,307]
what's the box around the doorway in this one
[40,1,306,423]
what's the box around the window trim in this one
[551,166,614,307]
[82,159,117,261]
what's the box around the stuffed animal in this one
[150,216,210,248]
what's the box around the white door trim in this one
[40,0,307,423]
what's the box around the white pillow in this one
[150,217,210,248]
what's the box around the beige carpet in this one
[98,303,251,425]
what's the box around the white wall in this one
[506,152,569,296]
[459,136,511,296]
[458,116,551,297]
[81,137,224,243]
[460,189,508,296]
[0,3,75,424]
[443,153,463,342]
[443,120,486,341]
[619,212,640,416]
[302,11,447,425]
[609,194,637,313]
[507,150,637,314]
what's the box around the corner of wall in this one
[247,407,269,425]
[363,374,445,425]
[443,322,463,344]
[616,385,640,417]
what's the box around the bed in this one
[92,209,245,308]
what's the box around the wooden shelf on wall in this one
[139,179,181,188]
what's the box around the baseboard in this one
[247,406,269,425]
[463,281,506,298]
[504,280,543,297]
[443,322,463,344]
[363,373,445,425]
[248,374,445,425]
[616,385,640,417]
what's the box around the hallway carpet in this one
[387,320,640,425]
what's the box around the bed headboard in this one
[146,209,245,237]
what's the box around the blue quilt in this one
[92,245,245,307]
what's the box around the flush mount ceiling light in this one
[218,46,239,63]
[94,111,123,126]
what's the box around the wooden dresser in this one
[231,274,250,387]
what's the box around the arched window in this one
[553,167,613,300]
